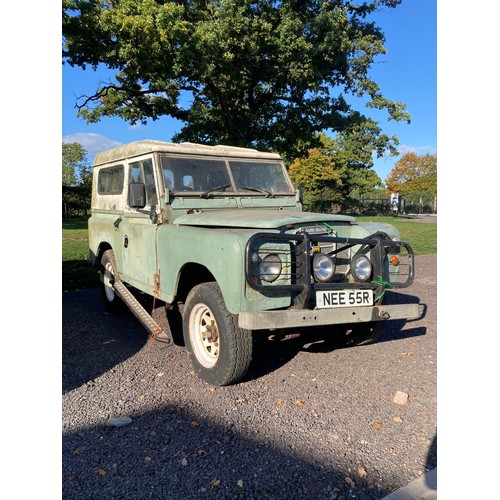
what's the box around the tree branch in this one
[75,82,200,110]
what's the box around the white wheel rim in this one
[103,262,115,302]
[188,303,220,368]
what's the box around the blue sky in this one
[62,0,437,183]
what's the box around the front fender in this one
[157,225,245,313]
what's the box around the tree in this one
[62,142,92,217]
[289,147,343,211]
[63,0,410,160]
[316,130,385,196]
[385,151,437,198]
[62,141,89,186]
[288,131,384,211]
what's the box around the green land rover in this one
[89,140,419,386]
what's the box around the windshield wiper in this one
[238,185,275,197]
[199,184,231,198]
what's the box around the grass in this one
[62,217,100,291]
[62,215,436,291]
[356,215,437,255]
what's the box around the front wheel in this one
[182,282,252,386]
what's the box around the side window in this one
[183,175,194,190]
[98,165,124,194]
[129,159,157,205]
[130,164,142,183]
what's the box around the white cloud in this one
[128,123,143,131]
[62,133,122,158]
[397,144,437,156]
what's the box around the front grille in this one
[296,225,349,279]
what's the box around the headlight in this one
[351,254,372,282]
[259,254,282,282]
[313,253,335,282]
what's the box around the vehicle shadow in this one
[62,288,149,393]
[427,434,437,470]
[244,290,426,383]
[62,259,100,291]
[63,289,426,391]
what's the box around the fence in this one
[62,185,91,219]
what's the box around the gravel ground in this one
[62,254,437,500]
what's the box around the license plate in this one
[316,289,373,309]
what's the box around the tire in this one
[341,320,387,347]
[182,282,252,386]
[100,249,124,313]
[340,294,387,347]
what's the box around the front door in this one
[120,156,160,295]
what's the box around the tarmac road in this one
[406,214,437,224]
[62,254,437,499]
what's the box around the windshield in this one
[161,157,294,195]
[161,157,234,193]
[229,161,293,194]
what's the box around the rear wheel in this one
[100,249,124,313]
[342,320,386,347]
[183,282,252,386]
[340,293,387,346]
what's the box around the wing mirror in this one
[128,182,147,208]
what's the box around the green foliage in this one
[62,142,92,218]
[288,131,384,212]
[288,147,344,211]
[386,151,437,198]
[63,185,92,217]
[63,141,89,186]
[63,0,409,160]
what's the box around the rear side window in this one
[97,165,124,194]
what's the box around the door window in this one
[129,159,157,205]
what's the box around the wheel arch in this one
[93,242,113,268]
[175,262,216,306]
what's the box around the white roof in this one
[93,139,282,166]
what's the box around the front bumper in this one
[238,303,420,330]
